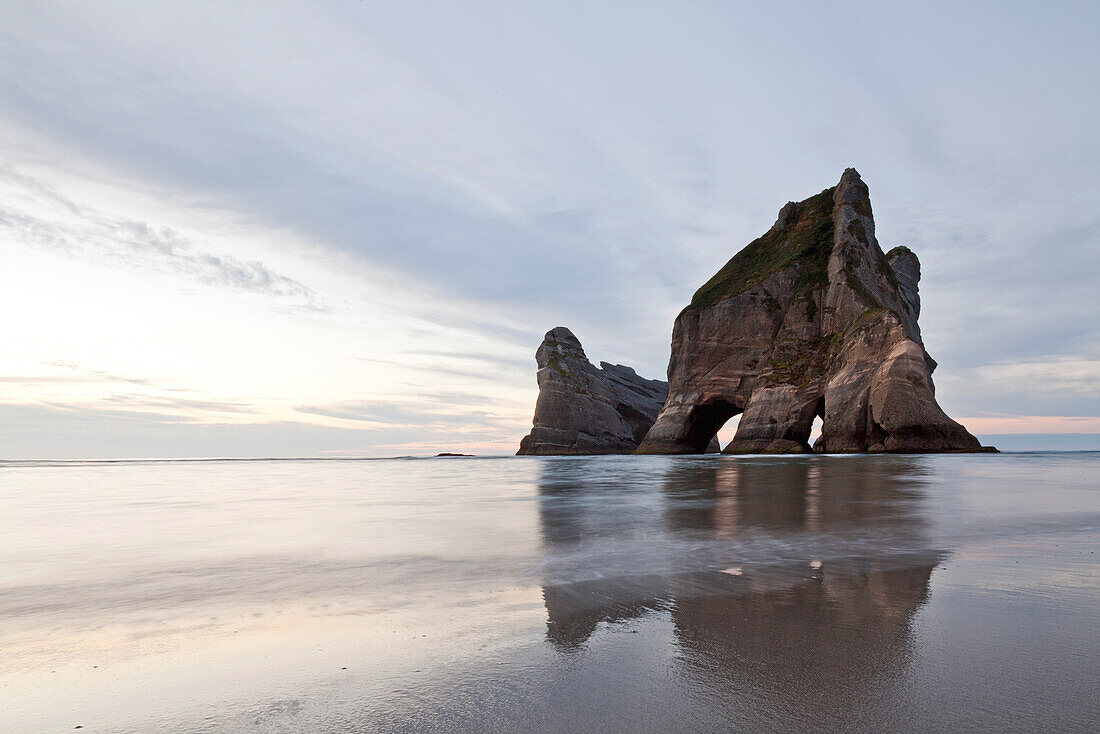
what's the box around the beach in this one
[1,452,1097,732]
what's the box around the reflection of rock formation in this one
[668,561,935,721]
[542,577,668,651]
[660,457,928,536]
[536,456,940,706]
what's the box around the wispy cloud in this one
[0,167,326,309]
[958,415,1100,435]
[974,358,1100,399]
[295,399,514,431]
[100,394,256,415]
[0,403,518,459]
[41,359,156,387]
[0,2,1097,457]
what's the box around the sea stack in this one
[518,327,702,455]
[637,169,990,454]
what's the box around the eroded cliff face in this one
[637,169,988,454]
[517,327,671,455]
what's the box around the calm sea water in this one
[1,453,1097,732]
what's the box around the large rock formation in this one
[518,327,702,455]
[637,168,990,454]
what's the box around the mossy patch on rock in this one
[547,356,568,375]
[847,219,868,243]
[689,188,835,309]
[802,295,818,322]
[845,272,882,307]
[766,335,836,387]
[875,244,899,290]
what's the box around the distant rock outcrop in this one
[518,328,708,455]
[637,168,991,454]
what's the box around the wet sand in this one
[1,453,1097,731]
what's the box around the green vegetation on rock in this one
[849,307,889,333]
[689,188,835,309]
[875,244,899,290]
[547,356,570,375]
[765,334,837,387]
[845,272,881,308]
[802,295,818,322]
[847,219,868,244]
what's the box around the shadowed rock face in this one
[637,168,988,454]
[517,327,674,455]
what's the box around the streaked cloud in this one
[100,394,257,415]
[0,403,520,459]
[0,1,1096,457]
[0,167,325,310]
[975,358,1100,399]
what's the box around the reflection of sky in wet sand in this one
[1,454,1098,731]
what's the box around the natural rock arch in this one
[637,169,989,454]
[682,399,741,454]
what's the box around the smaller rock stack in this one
[517,328,675,455]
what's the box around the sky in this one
[1,1,1097,458]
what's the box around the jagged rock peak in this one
[542,325,584,352]
[518,328,716,455]
[637,169,992,455]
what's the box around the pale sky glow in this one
[0,143,536,456]
[1,1,1097,457]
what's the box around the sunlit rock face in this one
[637,169,987,454]
[517,327,675,455]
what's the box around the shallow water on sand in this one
[1,453,1097,732]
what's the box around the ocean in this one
[1,452,1097,732]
